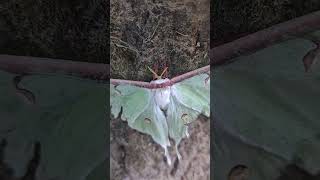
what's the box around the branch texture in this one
[110,65,210,88]
[0,55,109,81]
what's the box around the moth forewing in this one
[110,84,172,164]
[175,74,210,113]
[171,84,205,114]
[120,87,152,123]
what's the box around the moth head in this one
[147,66,168,80]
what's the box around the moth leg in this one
[160,67,168,78]
[147,66,160,80]
[175,144,182,160]
[164,146,172,165]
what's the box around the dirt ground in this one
[110,0,210,81]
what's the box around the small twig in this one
[175,31,189,37]
[111,36,127,45]
[111,36,140,55]
[110,65,210,89]
[145,15,162,42]
[113,43,139,54]
[150,18,161,39]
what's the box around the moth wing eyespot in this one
[228,165,249,180]
[144,118,152,124]
[181,113,192,125]
[114,85,122,96]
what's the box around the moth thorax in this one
[151,79,171,110]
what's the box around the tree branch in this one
[0,55,109,81]
[110,65,210,88]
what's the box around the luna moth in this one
[110,65,210,165]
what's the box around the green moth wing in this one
[167,73,210,156]
[172,73,210,117]
[213,32,320,180]
[110,84,170,160]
